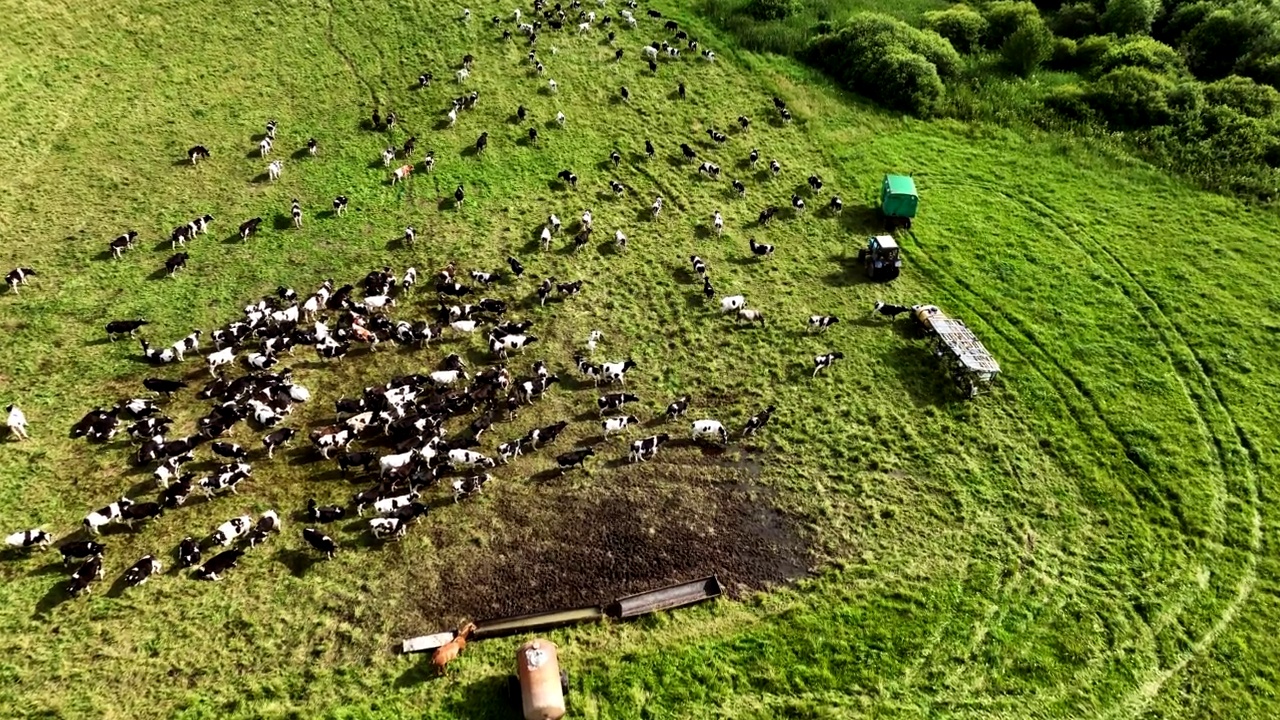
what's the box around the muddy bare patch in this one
[406,454,812,625]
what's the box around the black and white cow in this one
[246,510,281,547]
[302,528,337,559]
[106,318,149,340]
[193,549,243,581]
[67,556,104,597]
[109,230,138,259]
[452,474,491,502]
[177,537,201,568]
[121,501,164,528]
[598,392,639,415]
[601,414,638,437]
[809,315,839,332]
[743,405,775,436]
[307,499,347,523]
[122,555,161,587]
[210,515,253,547]
[84,498,134,535]
[4,528,51,551]
[200,464,251,497]
[239,217,263,240]
[6,266,37,294]
[556,447,595,472]
[188,145,210,164]
[872,300,912,320]
[262,427,296,458]
[629,433,670,462]
[813,352,845,377]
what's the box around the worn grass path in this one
[0,0,1278,718]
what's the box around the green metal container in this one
[881,174,918,219]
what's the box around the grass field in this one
[1,0,1279,718]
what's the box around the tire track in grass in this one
[324,0,378,107]
[1012,194,1262,718]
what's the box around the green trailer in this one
[880,174,918,229]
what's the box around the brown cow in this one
[432,622,477,675]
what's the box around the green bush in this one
[1204,75,1280,118]
[746,0,802,22]
[1157,1,1215,45]
[806,13,956,114]
[1074,35,1115,69]
[983,1,1044,49]
[923,5,989,54]
[1094,36,1184,76]
[1182,8,1267,82]
[1053,2,1101,39]
[1048,36,1079,70]
[1003,17,1056,76]
[1101,0,1159,36]
[1086,66,1177,128]
[1044,83,1096,120]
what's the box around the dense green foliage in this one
[746,0,803,21]
[807,12,958,113]
[1001,14,1055,76]
[923,5,989,53]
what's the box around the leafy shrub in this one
[1204,75,1280,118]
[1074,35,1115,69]
[746,0,802,22]
[923,5,989,54]
[983,1,1044,49]
[1157,1,1215,45]
[1094,36,1184,76]
[1085,66,1177,128]
[1048,36,1078,70]
[1003,17,1056,76]
[1101,0,1159,36]
[1053,2,1101,39]
[806,13,957,114]
[1182,8,1268,81]
[1044,83,1095,120]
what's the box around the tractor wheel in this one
[856,249,867,263]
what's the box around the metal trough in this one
[401,630,457,654]
[472,606,605,640]
[607,575,722,619]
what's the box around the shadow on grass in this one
[274,548,321,578]
[33,579,73,618]
[438,674,513,717]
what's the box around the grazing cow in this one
[475,131,488,154]
[199,463,252,497]
[84,498,134,535]
[719,295,745,314]
[598,392,639,415]
[556,447,595,472]
[757,206,778,225]
[601,414,638,437]
[809,315,840,333]
[770,159,781,177]
[448,448,496,469]
[451,473,490,502]
[707,129,727,144]
[813,352,845,377]
[193,549,243,581]
[160,473,195,508]
[703,277,714,300]
[586,329,603,354]
[385,111,397,129]
[60,540,105,565]
[67,556,104,597]
[177,537,201,568]
[691,419,728,443]
[306,138,318,156]
[548,79,558,93]
[749,238,774,259]
[307,499,346,523]
[143,377,187,395]
[423,151,435,173]
[432,622,478,674]
[713,211,724,235]
[206,346,235,376]
[259,137,273,157]
[743,405,775,436]
[828,195,843,214]
[109,230,138,259]
[5,528,51,551]
[334,195,349,216]
[6,404,29,440]
[302,528,337,559]
[680,143,696,162]
[609,179,625,196]
[651,195,663,218]
[732,179,746,197]
[780,108,792,122]
[262,427,296,458]
[310,426,352,459]
[600,359,636,385]
[629,433,670,462]
[211,441,248,460]
[210,515,253,547]
[106,318,149,340]
[454,185,465,206]
[610,149,621,168]
[748,148,759,168]
[666,395,691,420]
[792,194,805,213]
[556,169,578,189]
[736,308,765,327]
[165,252,189,276]
[239,217,263,239]
[267,159,283,182]
[153,452,192,489]
[580,209,593,227]
[246,510,281,547]
[689,255,708,277]
[872,300,911,320]
[645,138,655,159]
[188,145,210,164]
[122,555,161,588]
[391,164,413,185]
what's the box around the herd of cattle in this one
[0,1,889,602]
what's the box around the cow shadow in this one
[291,147,311,160]
[104,572,136,598]
[633,207,654,222]
[32,580,73,618]
[664,155,686,169]
[94,249,116,262]
[171,158,194,167]
[273,214,293,231]
[244,149,263,160]
[460,144,480,158]
[438,197,458,212]
[437,675,512,715]
[275,548,321,577]
[693,224,713,239]
[25,559,70,577]
[252,172,271,184]
[628,152,647,164]
[823,253,874,287]
[148,266,171,281]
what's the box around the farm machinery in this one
[912,305,1000,398]
[856,235,902,281]
[880,173,918,229]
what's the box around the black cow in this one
[302,528,337,559]
[193,549,243,581]
[556,447,595,472]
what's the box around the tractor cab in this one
[857,234,902,281]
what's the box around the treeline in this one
[713,0,1280,202]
